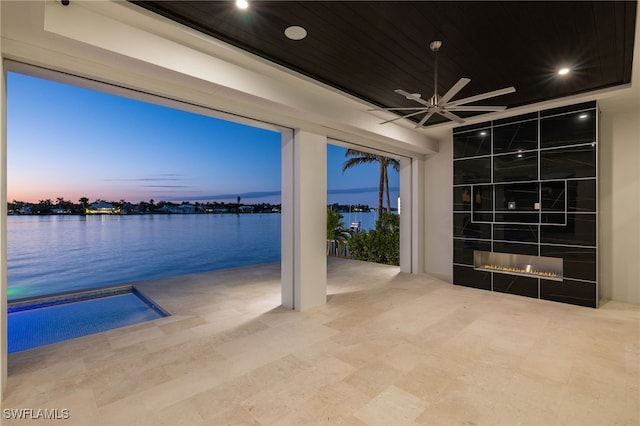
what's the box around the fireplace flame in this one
[482,264,558,278]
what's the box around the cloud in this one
[141,185,190,188]
[166,190,282,201]
[163,186,399,202]
[104,175,185,182]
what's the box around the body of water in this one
[8,214,281,300]
[341,210,377,231]
[8,211,378,300]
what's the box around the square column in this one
[281,130,327,311]
[1,30,8,398]
[399,156,424,273]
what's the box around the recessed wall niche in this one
[452,101,598,308]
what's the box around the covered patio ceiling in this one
[132,1,637,127]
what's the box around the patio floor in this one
[3,257,639,425]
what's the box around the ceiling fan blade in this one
[394,89,433,107]
[415,111,436,128]
[379,109,432,125]
[439,110,466,124]
[439,78,471,104]
[447,86,516,107]
[367,106,432,112]
[445,105,507,112]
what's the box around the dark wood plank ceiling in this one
[131,1,636,126]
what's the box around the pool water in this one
[8,290,168,353]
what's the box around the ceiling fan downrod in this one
[430,40,442,106]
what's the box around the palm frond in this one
[342,157,376,173]
[387,158,401,172]
[343,149,386,173]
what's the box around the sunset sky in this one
[7,72,398,207]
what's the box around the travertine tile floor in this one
[3,257,639,425]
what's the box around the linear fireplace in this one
[473,251,563,281]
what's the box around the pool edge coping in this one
[8,284,170,317]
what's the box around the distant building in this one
[51,208,72,214]
[206,207,229,213]
[18,206,32,215]
[177,204,196,214]
[86,201,119,215]
[160,204,196,214]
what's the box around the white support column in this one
[400,156,425,274]
[399,157,412,272]
[281,129,327,311]
[281,130,295,308]
[424,136,453,282]
[1,35,8,397]
[411,156,426,274]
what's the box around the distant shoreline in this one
[8,199,283,216]
[8,210,281,216]
[8,200,375,216]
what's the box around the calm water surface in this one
[8,212,377,300]
[8,214,282,300]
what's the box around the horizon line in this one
[10,186,400,204]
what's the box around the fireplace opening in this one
[473,251,563,281]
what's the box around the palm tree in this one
[326,207,350,256]
[342,149,400,220]
[381,157,400,215]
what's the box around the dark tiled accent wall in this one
[493,224,538,243]
[540,145,596,179]
[493,274,539,299]
[453,265,492,291]
[493,241,538,256]
[452,101,598,308]
[453,157,492,184]
[494,151,538,182]
[453,239,492,265]
[493,119,538,153]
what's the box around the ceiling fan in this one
[371,41,516,128]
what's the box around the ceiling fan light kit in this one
[371,40,516,128]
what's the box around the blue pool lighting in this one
[8,286,169,353]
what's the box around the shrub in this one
[348,212,399,265]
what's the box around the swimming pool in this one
[8,286,169,353]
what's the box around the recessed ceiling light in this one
[480,131,487,136]
[285,26,307,40]
[235,0,248,10]
[558,67,570,76]
[579,113,588,119]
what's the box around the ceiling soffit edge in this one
[34,0,434,154]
